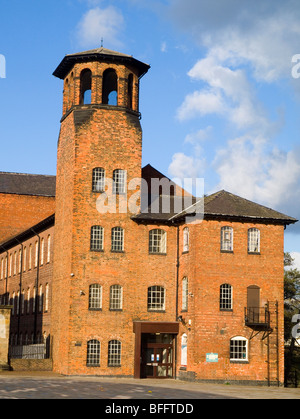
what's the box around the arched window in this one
[40,238,44,266]
[221,226,233,252]
[111,227,124,252]
[87,340,100,367]
[90,226,104,251]
[102,69,118,105]
[147,286,165,311]
[220,284,233,310]
[181,334,188,367]
[108,340,121,366]
[92,167,105,192]
[89,284,102,310]
[248,228,260,253]
[183,227,189,252]
[230,336,248,361]
[45,284,49,312]
[113,169,126,194]
[109,285,123,310]
[149,229,167,254]
[47,235,51,263]
[182,277,188,311]
[80,69,92,105]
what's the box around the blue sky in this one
[1,0,300,265]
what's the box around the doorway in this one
[141,333,174,378]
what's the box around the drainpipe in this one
[30,228,40,343]
[174,224,180,380]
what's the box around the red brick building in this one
[0,47,297,385]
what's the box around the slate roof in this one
[53,47,150,80]
[133,190,297,225]
[0,172,56,197]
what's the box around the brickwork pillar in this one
[0,306,12,370]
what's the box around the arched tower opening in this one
[102,69,118,106]
[80,69,92,105]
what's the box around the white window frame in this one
[248,228,260,253]
[148,285,165,311]
[45,283,49,312]
[183,227,189,252]
[92,167,105,192]
[221,226,233,252]
[111,227,124,252]
[108,340,121,367]
[109,285,123,310]
[47,235,51,263]
[230,336,248,362]
[91,226,104,251]
[113,169,127,194]
[89,284,102,310]
[220,284,233,310]
[35,241,38,268]
[182,277,188,311]
[149,229,167,254]
[87,340,101,367]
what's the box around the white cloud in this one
[76,6,125,48]
[168,152,205,180]
[179,55,271,132]
[177,89,225,121]
[161,41,167,53]
[289,252,300,271]
[169,0,300,83]
[170,0,300,222]
[213,135,300,210]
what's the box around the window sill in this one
[109,309,123,312]
[220,309,233,312]
[90,249,104,253]
[230,360,249,364]
[89,308,102,312]
[148,309,166,313]
[149,252,167,256]
[248,252,260,255]
[220,250,233,254]
[182,251,189,255]
[111,250,125,254]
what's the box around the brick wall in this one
[0,193,55,243]
[0,225,54,344]
[177,220,285,384]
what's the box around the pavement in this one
[0,371,299,399]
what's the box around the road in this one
[0,371,299,400]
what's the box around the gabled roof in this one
[133,189,298,225]
[0,172,56,197]
[203,190,297,224]
[53,47,150,80]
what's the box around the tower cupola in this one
[53,47,150,117]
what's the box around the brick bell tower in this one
[51,48,150,374]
